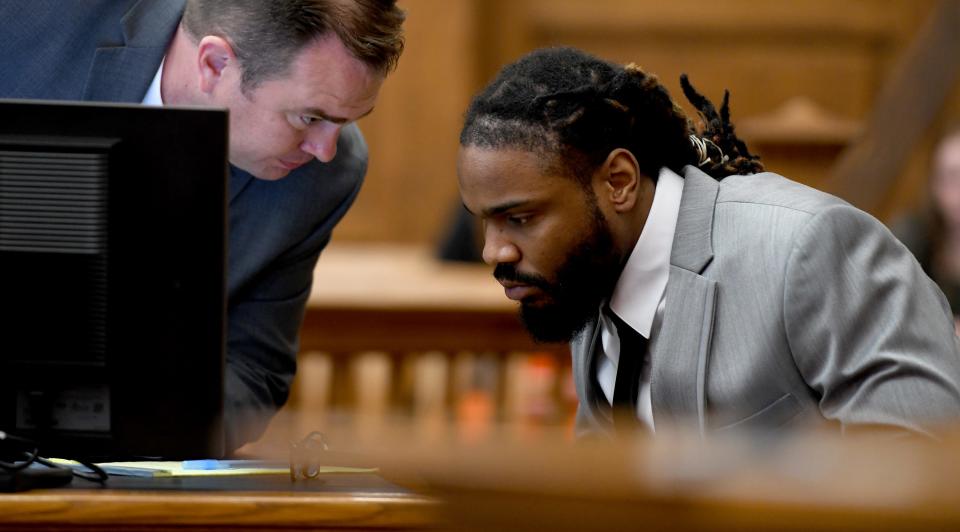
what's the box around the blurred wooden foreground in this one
[7,427,960,531]
[0,487,436,531]
[391,427,960,531]
[243,422,960,532]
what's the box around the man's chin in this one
[232,161,293,181]
[254,167,292,181]
[519,302,591,344]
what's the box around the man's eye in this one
[507,215,530,226]
[300,115,318,126]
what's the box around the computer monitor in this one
[0,100,227,459]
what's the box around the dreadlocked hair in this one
[680,74,763,177]
[460,47,762,186]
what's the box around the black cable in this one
[0,430,107,484]
[34,456,108,483]
[0,430,40,472]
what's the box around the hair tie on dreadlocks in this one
[689,134,728,167]
[680,73,764,179]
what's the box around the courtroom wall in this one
[337,0,959,244]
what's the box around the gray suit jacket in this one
[0,0,367,450]
[574,166,960,438]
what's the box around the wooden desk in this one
[11,431,960,532]
[369,427,960,532]
[0,474,437,531]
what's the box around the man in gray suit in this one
[458,47,960,438]
[0,0,405,451]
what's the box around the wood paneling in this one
[335,0,477,244]
[333,0,957,243]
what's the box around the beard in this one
[494,205,624,343]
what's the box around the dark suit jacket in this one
[0,0,368,451]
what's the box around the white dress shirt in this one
[596,167,685,431]
[140,58,164,106]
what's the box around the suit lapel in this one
[83,47,167,102]
[81,0,185,102]
[651,268,717,435]
[650,166,720,436]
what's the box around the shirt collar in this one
[608,167,685,337]
[140,56,165,106]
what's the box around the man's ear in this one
[196,36,236,94]
[599,148,645,213]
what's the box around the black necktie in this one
[607,310,648,430]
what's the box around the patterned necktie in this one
[607,310,648,430]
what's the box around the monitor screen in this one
[0,100,227,459]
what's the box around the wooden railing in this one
[264,244,575,444]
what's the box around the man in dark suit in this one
[0,0,406,451]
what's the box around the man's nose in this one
[301,122,340,163]
[481,226,520,266]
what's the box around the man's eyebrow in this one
[481,200,529,218]
[303,107,375,124]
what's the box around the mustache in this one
[493,264,552,291]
